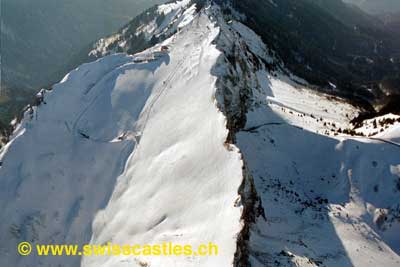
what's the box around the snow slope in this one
[82,12,244,267]
[221,17,400,267]
[204,5,399,266]
[238,83,400,266]
[0,1,399,267]
[0,54,141,267]
[0,7,244,267]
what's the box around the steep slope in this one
[82,11,244,267]
[0,0,166,146]
[206,6,400,265]
[0,1,399,267]
[235,76,400,266]
[92,0,399,106]
[0,4,243,267]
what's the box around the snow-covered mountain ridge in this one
[1,1,399,267]
[89,0,197,58]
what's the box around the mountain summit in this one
[0,1,399,267]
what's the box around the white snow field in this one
[82,12,244,267]
[0,1,399,267]
[0,8,244,267]
[210,3,399,266]
[237,79,400,267]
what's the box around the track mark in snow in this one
[71,61,137,138]
[138,19,211,137]
[138,57,186,137]
[147,215,168,231]
[369,137,400,148]
[242,122,283,132]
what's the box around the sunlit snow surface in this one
[0,11,243,267]
[239,80,400,266]
[83,13,243,267]
[0,2,399,267]
[230,29,400,267]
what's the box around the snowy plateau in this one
[0,1,399,267]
